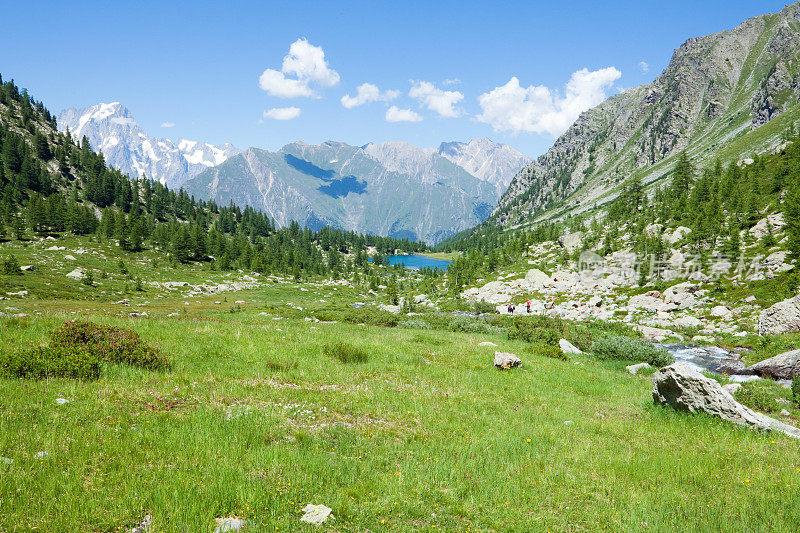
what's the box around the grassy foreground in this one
[1,289,800,532]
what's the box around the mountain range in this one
[496,1,800,227]
[57,103,239,189]
[57,103,530,243]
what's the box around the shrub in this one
[2,256,22,275]
[472,300,496,314]
[449,314,501,335]
[526,343,568,361]
[0,346,101,380]
[590,336,673,367]
[324,342,369,364]
[398,318,432,330]
[792,377,800,407]
[50,320,169,370]
[735,383,781,414]
[340,308,400,328]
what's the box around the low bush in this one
[2,256,21,275]
[792,377,800,407]
[0,346,101,380]
[590,336,673,367]
[735,382,783,414]
[472,300,496,314]
[324,342,369,364]
[338,308,400,328]
[449,314,501,335]
[398,318,432,330]
[50,320,169,370]
[526,343,568,361]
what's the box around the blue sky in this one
[1,1,788,157]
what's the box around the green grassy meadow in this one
[2,283,800,532]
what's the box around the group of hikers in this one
[505,299,556,315]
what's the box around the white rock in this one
[300,504,334,525]
[214,517,245,533]
[66,268,85,280]
[494,351,522,369]
[478,341,498,347]
[626,362,652,375]
[722,383,742,395]
[653,363,800,439]
[55,398,69,405]
[759,296,800,335]
[559,339,582,354]
[1,457,12,465]
[668,226,692,245]
[781,409,791,416]
[710,306,732,318]
[64,255,77,261]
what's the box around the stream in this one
[659,343,754,379]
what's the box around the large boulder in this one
[652,363,800,439]
[525,268,553,289]
[559,339,582,354]
[742,349,800,380]
[494,351,522,369]
[668,226,692,245]
[758,295,800,336]
[663,282,699,309]
[557,232,583,253]
[628,294,678,313]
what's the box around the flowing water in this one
[659,343,744,374]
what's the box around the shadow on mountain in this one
[318,176,367,198]
[284,154,335,181]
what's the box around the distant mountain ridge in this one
[184,140,500,244]
[57,103,239,189]
[495,1,800,227]
[438,137,531,196]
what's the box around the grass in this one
[2,236,800,531]
[2,290,800,532]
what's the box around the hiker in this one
[545,298,555,310]
[507,303,514,314]
[526,300,531,313]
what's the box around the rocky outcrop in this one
[525,268,553,289]
[742,349,800,380]
[653,363,800,439]
[495,3,800,226]
[557,232,583,253]
[759,295,800,335]
[559,339,582,354]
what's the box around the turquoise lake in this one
[382,254,452,270]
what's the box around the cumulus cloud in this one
[341,83,400,108]
[638,61,649,73]
[476,67,622,136]
[385,106,422,123]
[409,81,463,118]
[160,122,175,128]
[258,38,340,98]
[263,107,302,120]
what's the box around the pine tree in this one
[171,226,192,264]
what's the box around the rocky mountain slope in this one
[438,137,531,196]
[496,2,800,227]
[184,141,499,243]
[57,103,239,188]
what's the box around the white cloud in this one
[409,81,463,118]
[263,107,302,120]
[341,83,400,108]
[443,78,461,86]
[258,38,339,98]
[476,67,622,136]
[259,69,315,98]
[385,106,422,123]
[160,122,175,128]
[638,61,649,73]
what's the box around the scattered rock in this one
[558,339,582,354]
[781,409,791,416]
[19,265,35,271]
[214,516,245,533]
[55,398,69,405]
[525,268,553,289]
[710,306,732,318]
[564,420,574,426]
[64,254,77,261]
[668,226,692,244]
[652,363,800,439]
[129,514,152,533]
[300,504,334,525]
[626,362,652,375]
[36,451,48,459]
[478,341,498,347]
[557,232,584,253]
[722,383,742,395]
[6,290,28,297]
[741,349,800,380]
[66,268,85,280]
[673,315,702,329]
[759,295,800,336]
[494,351,522,369]
[1,457,12,465]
